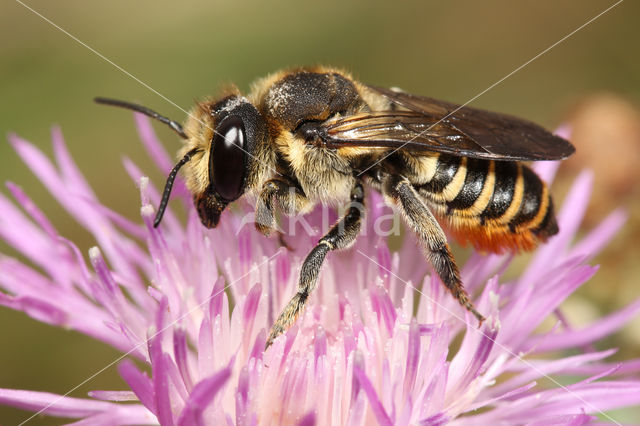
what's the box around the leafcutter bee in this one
[95,66,574,347]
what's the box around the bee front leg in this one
[255,178,310,244]
[383,175,485,325]
[266,182,365,348]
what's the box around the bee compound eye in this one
[210,115,247,201]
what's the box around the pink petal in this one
[5,181,58,238]
[174,328,194,392]
[177,368,232,426]
[118,360,155,413]
[528,298,640,352]
[150,298,174,426]
[570,208,627,261]
[353,355,393,426]
[0,388,126,418]
[51,126,96,200]
[88,391,139,402]
[134,113,175,175]
[297,411,316,426]
[531,160,560,185]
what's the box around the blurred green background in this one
[1,1,639,423]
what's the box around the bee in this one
[95,66,574,348]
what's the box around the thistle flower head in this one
[1,117,639,425]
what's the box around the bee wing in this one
[320,85,574,161]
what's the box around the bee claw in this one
[277,232,294,251]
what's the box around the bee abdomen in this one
[417,154,493,215]
[512,165,558,239]
[481,161,518,220]
[415,155,558,253]
[446,158,491,213]
[482,163,557,238]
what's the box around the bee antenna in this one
[154,148,199,227]
[94,97,189,139]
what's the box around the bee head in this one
[94,95,267,229]
[184,95,267,228]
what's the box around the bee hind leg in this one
[265,182,365,348]
[383,175,485,325]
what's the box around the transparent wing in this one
[320,86,574,161]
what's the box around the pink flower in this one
[1,116,639,425]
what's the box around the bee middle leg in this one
[265,182,365,348]
[383,175,485,324]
